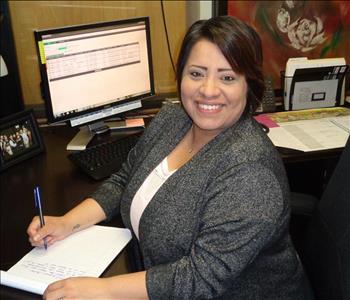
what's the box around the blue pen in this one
[34,186,48,250]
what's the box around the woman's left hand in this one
[43,277,111,300]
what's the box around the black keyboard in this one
[68,134,140,180]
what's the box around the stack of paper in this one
[255,108,350,152]
[267,116,349,152]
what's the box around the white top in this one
[130,157,177,239]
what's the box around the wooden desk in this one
[0,126,133,299]
[0,123,344,298]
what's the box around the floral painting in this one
[228,0,350,90]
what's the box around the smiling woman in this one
[180,40,248,135]
[27,16,313,300]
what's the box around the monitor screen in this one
[34,17,154,128]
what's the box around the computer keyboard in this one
[68,134,141,180]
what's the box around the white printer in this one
[283,57,348,110]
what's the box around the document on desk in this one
[330,115,350,133]
[0,225,131,295]
[267,115,350,151]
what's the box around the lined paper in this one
[1,225,131,295]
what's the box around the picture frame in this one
[0,109,45,172]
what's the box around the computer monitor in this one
[34,17,154,150]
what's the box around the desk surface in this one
[0,126,134,299]
[0,123,344,298]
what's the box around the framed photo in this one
[0,109,45,172]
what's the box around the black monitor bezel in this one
[34,16,155,125]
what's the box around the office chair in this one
[289,192,319,255]
[292,136,350,300]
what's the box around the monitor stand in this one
[66,121,110,151]
[66,118,145,151]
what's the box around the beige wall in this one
[8,1,187,105]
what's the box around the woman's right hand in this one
[27,216,71,248]
[27,198,107,249]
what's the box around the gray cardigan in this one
[92,103,310,299]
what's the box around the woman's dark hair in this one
[176,16,265,114]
